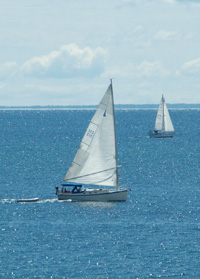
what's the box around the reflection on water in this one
[0,198,116,208]
[77,201,116,208]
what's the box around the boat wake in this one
[0,199,16,204]
[0,198,116,206]
[37,198,72,203]
[0,198,72,204]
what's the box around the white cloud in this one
[178,58,200,75]
[175,0,200,4]
[0,0,200,105]
[124,0,200,4]
[184,32,195,41]
[154,30,180,41]
[103,61,169,79]
[22,44,107,78]
[0,62,17,79]
[0,82,6,89]
[136,61,169,77]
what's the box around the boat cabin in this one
[60,183,85,193]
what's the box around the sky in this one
[0,0,200,106]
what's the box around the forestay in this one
[63,83,118,187]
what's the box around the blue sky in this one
[0,0,200,106]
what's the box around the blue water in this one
[0,109,199,279]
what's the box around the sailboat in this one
[148,95,175,138]
[56,80,128,202]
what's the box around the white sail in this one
[154,95,174,132]
[163,100,174,132]
[63,82,118,187]
[154,96,164,131]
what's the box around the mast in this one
[110,79,119,190]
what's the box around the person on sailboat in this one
[55,186,59,195]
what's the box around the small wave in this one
[78,201,116,208]
[37,198,57,203]
[0,198,116,206]
[0,198,72,204]
[194,224,200,231]
[0,199,16,204]
[38,198,72,203]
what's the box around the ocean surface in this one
[0,108,199,279]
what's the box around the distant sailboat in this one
[56,80,128,202]
[148,95,175,138]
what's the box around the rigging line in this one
[64,167,117,181]
[100,101,108,107]
[90,121,99,127]
[100,90,111,107]
[72,161,81,167]
[85,173,116,185]
[100,91,111,107]
[98,89,112,111]
[65,173,116,186]
[81,141,90,147]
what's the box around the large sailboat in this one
[148,95,175,138]
[56,81,128,202]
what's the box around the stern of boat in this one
[148,130,154,138]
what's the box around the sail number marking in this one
[87,129,95,139]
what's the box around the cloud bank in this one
[22,44,107,78]
[0,0,199,105]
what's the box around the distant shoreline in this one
[0,104,200,110]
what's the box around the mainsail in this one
[154,95,174,132]
[63,82,118,187]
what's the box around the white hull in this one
[148,130,175,138]
[57,189,128,202]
